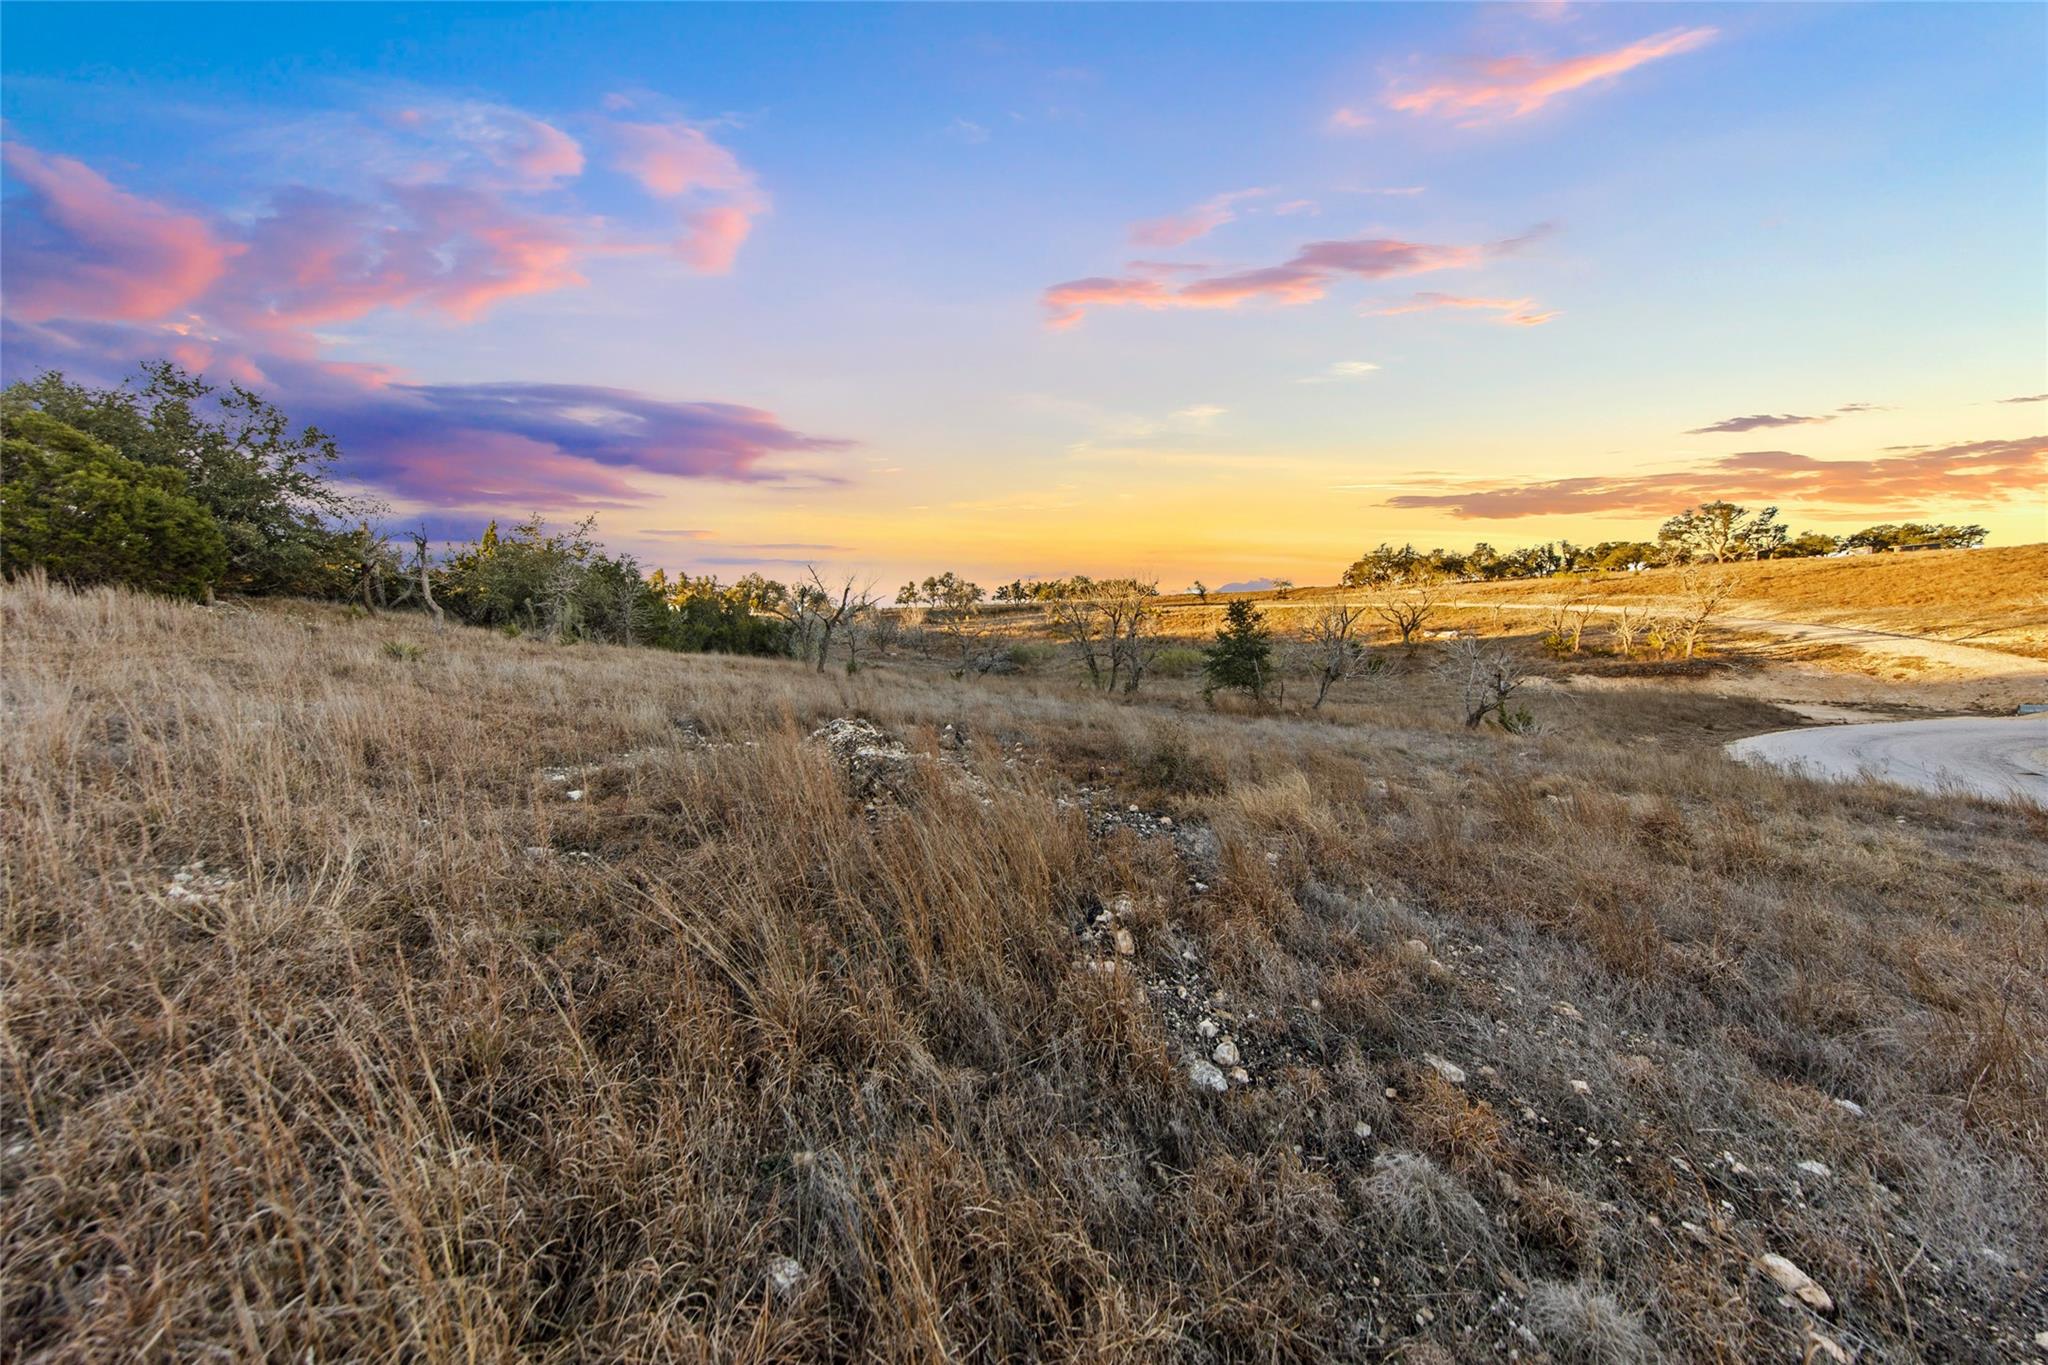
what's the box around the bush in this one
[1003,641,1057,672]
[0,411,226,600]
[1149,646,1203,678]
[1128,725,1226,796]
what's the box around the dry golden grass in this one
[4,577,2045,1361]
[1151,544,2048,659]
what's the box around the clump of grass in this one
[382,638,426,661]
[1525,1280,1654,1365]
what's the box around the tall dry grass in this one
[2,577,2043,1361]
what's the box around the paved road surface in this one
[1726,715,2048,804]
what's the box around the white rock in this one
[1229,1067,1249,1084]
[1570,1079,1592,1095]
[1197,1019,1219,1039]
[1758,1253,1833,1312]
[1353,1121,1372,1139]
[1213,1038,1241,1067]
[1113,928,1136,956]
[1806,1330,1851,1363]
[766,1254,805,1298]
[1833,1098,1867,1118]
[566,790,585,801]
[1424,1054,1467,1085]
[1128,804,1140,813]
[1112,893,1135,916]
[1796,1160,1832,1179]
[1188,1059,1228,1093]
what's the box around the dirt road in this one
[1726,714,2048,803]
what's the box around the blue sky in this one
[4,2,2042,583]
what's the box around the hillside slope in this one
[3,579,2043,1361]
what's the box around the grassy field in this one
[3,577,2044,1361]
[1151,545,2048,660]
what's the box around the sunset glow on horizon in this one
[3,2,2042,587]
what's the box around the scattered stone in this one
[1833,1098,1867,1118]
[1213,1038,1241,1067]
[766,1254,805,1299]
[1354,1121,1372,1139]
[1758,1253,1833,1313]
[1570,1079,1592,1096]
[1554,1001,1584,1022]
[1806,1329,1851,1363]
[1796,1160,1832,1179]
[566,789,585,801]
[1188,1059,1228,1093]
[1229,1067,1249,1084]
[1424,1054,1467,1085]
[1113,928,1136,956]
[1197,1019,1219,1039]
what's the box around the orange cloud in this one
[1,142,239,323]
[1369,291,1558,326]
[1046,228,1547,328]
[1384,26,1716,124]
[1383,436,2047,518]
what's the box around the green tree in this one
[3,363,367,595]
[1,410,226,599]
[1202,599,1273,701]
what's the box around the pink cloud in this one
[1370,291,1559,326]
[610,120,752,197]
[1383,26,1717,124]
[1383,436,2047,518]
[1,142,238,322]
[1046,226,1548,328]
[1328,107,1374,133]
[607,119,766,270]
[221,183,588,328]
[1128,188,1268,248]
[675,205,755,273]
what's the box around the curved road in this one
[1727,715,2048,804]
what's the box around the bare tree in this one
[1609,600,1651,659]
[1099,578,1159,693]
[1305,602,1370,708]
[1542,597,1594,655]
[1369,573,1445,650]
[1669,567,1733,659]
[1445,638,1536,731]
[797,566,878,673]
[409,531,444,631]
[1038,577,1160,692]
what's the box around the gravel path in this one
[1726,714,2048,803]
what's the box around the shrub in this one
[1129,725,1226,796]
[1004,641,1057,671]
[1149,646,1204,678]
[0,410,226,600]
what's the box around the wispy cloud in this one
[945,117,991,145]
[1128,188,1269,248]
[1382,436,2047,518]
[1369,291,1558,326]
[1298,360,1381,383]
[1685,412,1832,435]
[1999,392,2048,404]
[1045,224,1551,328]
[1381,26,1717,125]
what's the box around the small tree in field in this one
[1305,602,1370,708]
[1369,572,1445,651]
[1446,638,1537,732]
[1203,600,1273,702]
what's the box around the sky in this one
[2,1,2043,588]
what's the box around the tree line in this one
[1338,502,1986,588]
